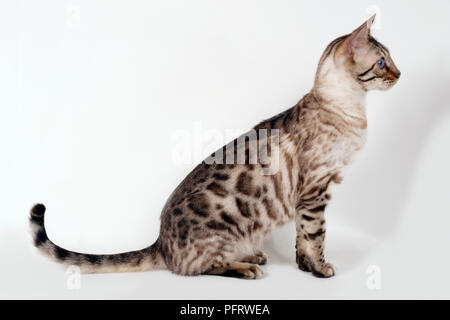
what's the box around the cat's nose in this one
[394,71,401,79]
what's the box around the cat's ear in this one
[342,14,375,57]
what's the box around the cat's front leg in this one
[295,199,336,278]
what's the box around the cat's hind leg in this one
[205,261,263,279]
[241,250,268,265]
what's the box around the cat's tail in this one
[29,203,166,273]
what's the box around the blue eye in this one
[377,58,385,69]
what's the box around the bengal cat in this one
[30,15,400,279]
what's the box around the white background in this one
[1,0,450,299]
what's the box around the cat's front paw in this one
[296,253,313,272]
[296,252,336,278]
[311,262,336,278]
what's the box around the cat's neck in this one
[312,54,367,119]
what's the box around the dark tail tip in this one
[31,203,46,216]
[29,203,48,247]
[30,203,46,225]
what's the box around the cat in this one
[30,15,400,279]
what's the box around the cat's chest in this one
[323,128,367,168]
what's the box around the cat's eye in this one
[377,58,385,69]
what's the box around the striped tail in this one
[29,203,166,273]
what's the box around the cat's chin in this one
[379,82,398,91]
[369,81,397,91]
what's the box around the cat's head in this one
[334,15,401,91]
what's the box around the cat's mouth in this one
[380,78,398,90]
[384,70,401,85]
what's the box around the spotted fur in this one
[29,15,399,278]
